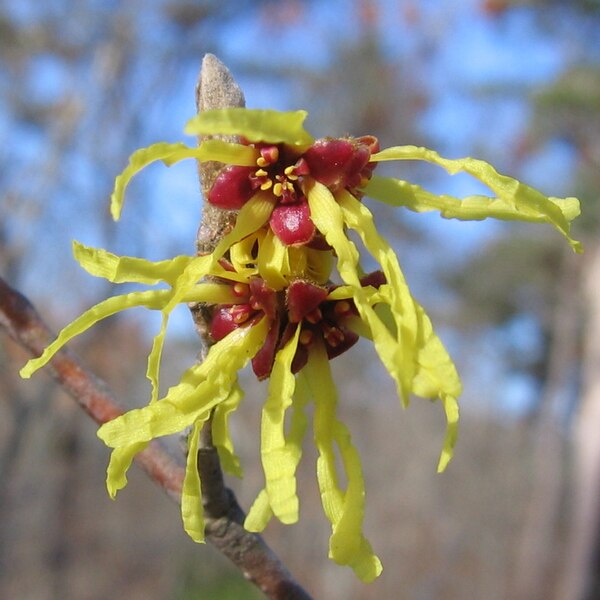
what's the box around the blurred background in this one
[1,0,599,598]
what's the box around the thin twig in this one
[189,53,313,600]
[0,277,185,502]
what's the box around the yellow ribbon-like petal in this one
[111,140,258,221]
[106,441,149,499]
[260,325,302,524]
[303,343,382,582]
[185,108,315,149]
[20,289,170,378]
[181,419,207,543]
[73,241,194,286]
[212,382,245,478]
[97,318,269,448]
[306,180,410,403]
[244,489,274,532]
[257,228,290,291]
[367,147,582,253]
[245,360,310,533]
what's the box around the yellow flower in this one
[20,107,582,582]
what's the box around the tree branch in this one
[189,53,313,600]
[0,276,312,599]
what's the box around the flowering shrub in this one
[21,108,581,581]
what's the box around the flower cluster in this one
[20,108,582,582]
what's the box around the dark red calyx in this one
[248,278,278,320]
[286,280,329,323]
[208,165,255,209]
[303,135,379,192]
[251,313,282,380]
[269,198,315,246]
[209,306,243,341]
[359,270,386,289]
[257,145,280,166]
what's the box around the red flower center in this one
[207,136,380,246]
[209,270,385,379]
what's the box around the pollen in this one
[305,308,323,324]
[323,325,345,347]
[232,283,249,297]
[299,329,314,345]
[334,301,352,317]
[231,306,251,324]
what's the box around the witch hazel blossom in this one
[19,107,582,583]
[209,135,379,245]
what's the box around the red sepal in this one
[269,199,315,246]
[208,165,255,210]
[286,280,329,323]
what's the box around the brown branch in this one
[0,277,185,502]
[0,277,312,599]
[189,53,313,600]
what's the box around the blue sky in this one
[4,0,596,417]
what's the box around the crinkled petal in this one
[306,180,409,402]
[303,343,382,582]
[246,351,311,533]
[212,191,277,260]
[184,139,259,166]
[181,419,207,543]
[212,382,245,478]
[185,108,314,149]
[438,394,460,473]
[330,421,382,582]
[111,142,192,220]
[97,318,269,448]
[260,325,302,524]
[20,289,172,378]
[337,190,419,404]
[147,313,169,403]
[367,147,582,253]
[106,441,148,499]
[257,228,290,291]
[73,241,194,286]
[111,141,258,220]
[244,489,274,532]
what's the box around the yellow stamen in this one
[334,301,352,316]
[324,327,344,347]
[299,329,314,345]
[255,168,268,177]
[284,165,296,176]
[233,283,249,297]
[306,308,323,324]
[273,182,284,197]
[232,309,250,324]
[260,180,273,191]
[256,157,268,167]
